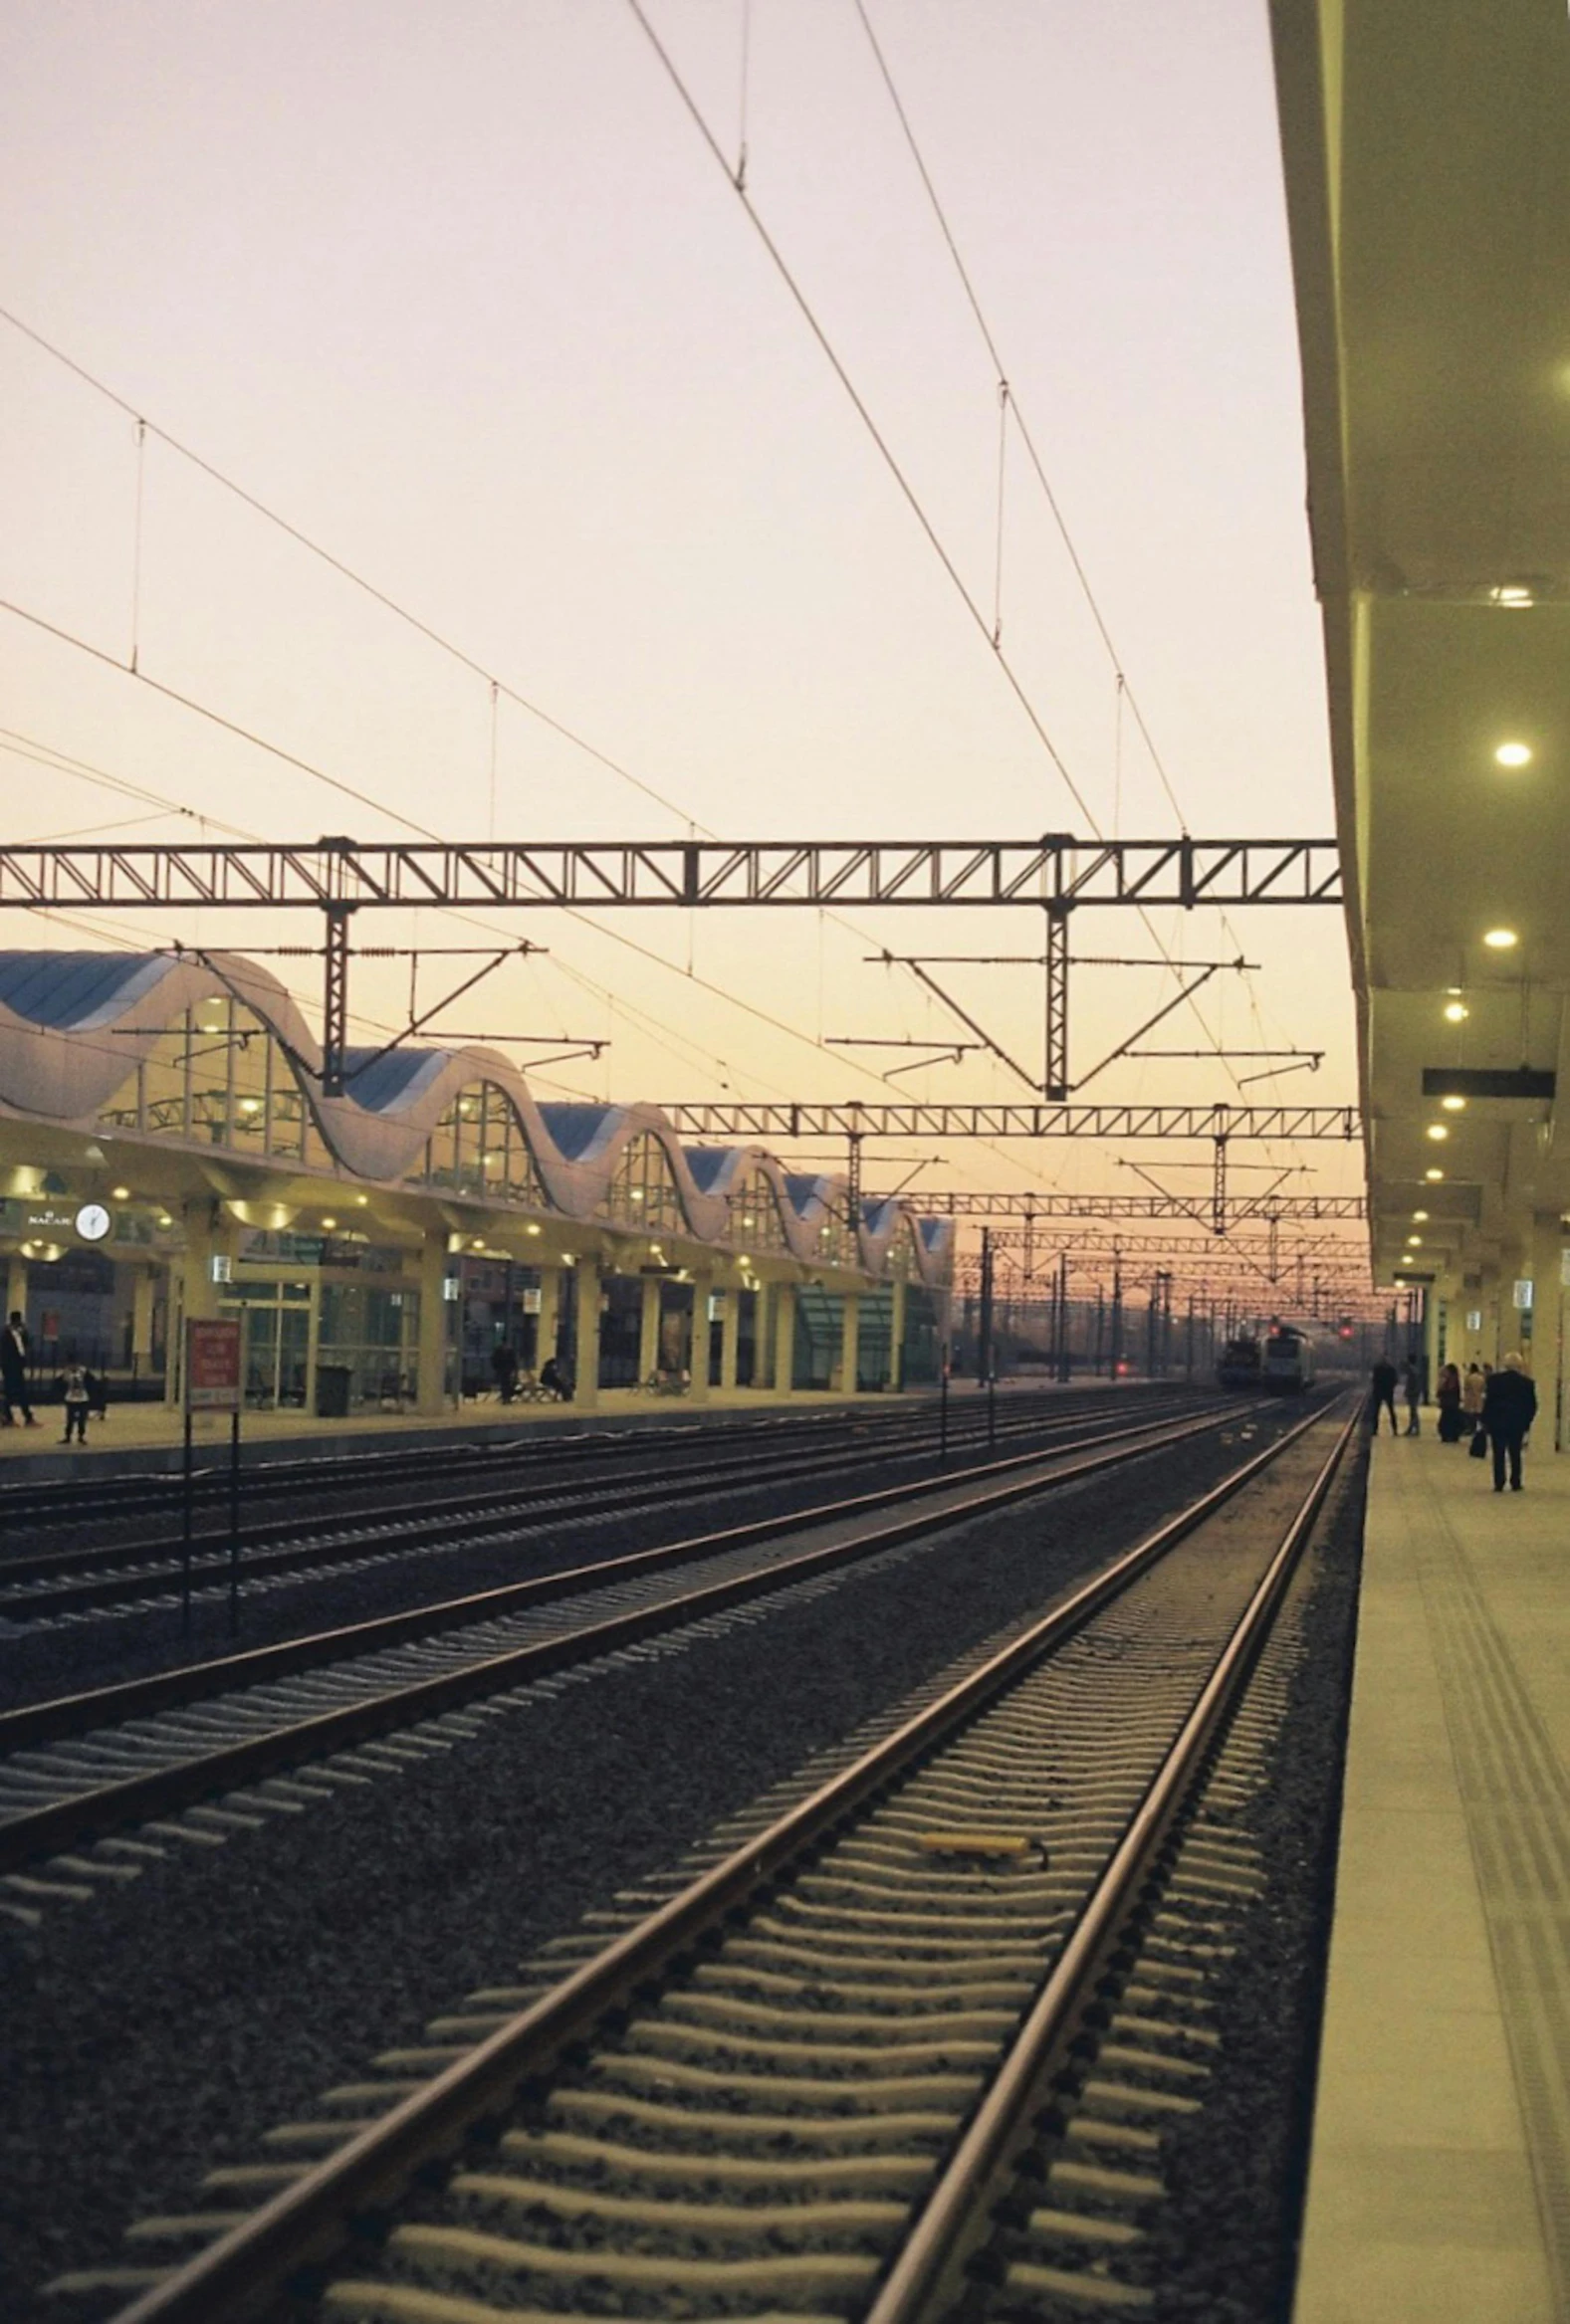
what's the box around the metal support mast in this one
[321,905,355,1099]
[1043,904,1070,1101]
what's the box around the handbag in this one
[1468,1427,1488,1460]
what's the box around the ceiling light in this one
[526,1222,542,1236]
[356,1194,368,1205]
[1407,1235,1423,1247]
[1413,1210,1430,1221]
[321,1216,337,1230]
[1441,1094,1466,1113]
[1490,585,1534,608]
[1444,1001,1468,1023]
[157,1212,172,1227]
[1483,928,1519,950]
[1427,1125,1450,1142]
[1425,1167,1444,1181]
[112,1184,130,1200]
[1494,741,1532,767]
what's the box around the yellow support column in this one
[719,1286,739,1393]
[638,1274,661,1385]
[573,1257,601,1410]
[536,1267,561,1372]
[131,1267,157,1366]
[1529,1211,1565,1453]
[840,1290,861,1397]
[415,1229,450,1417]
[688,1275,712,1404]
[168,1199,219,1407]
[774,1283,797,1395]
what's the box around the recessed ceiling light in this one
[1483,928,1519,950]
[1444,1001,1468,1023]
[1494,742,1532,767]
[1413,1210,1430,1221]
[321,1216,337,1230]
[112,1184,130,1200]
[1407,1236,1423,1247]
[1490,585,1534,608]
[1441,1094,1466,1113]
[1425,1167,1444,1181]
[1427,1125,1450,1142]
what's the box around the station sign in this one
[186,1317,242,1412]
[1512,1279,1533,1311]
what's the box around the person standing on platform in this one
[60,1365,91,1445]
[1436,1363,1463,1442]
[0,1310,37,1427]
[1462,1364,1484,1434]
[1402,1358,1422,1434]
[1369,1357,1399,1436]
[1481,1353,1537,1492]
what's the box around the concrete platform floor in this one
[1294,1425,1570,2323]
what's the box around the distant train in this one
[1261,1326,1316,1392]
[1217,1337,1262,1390]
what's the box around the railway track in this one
[0,1384,1153,1555]
[0,1397,1248,1890]
[0,1389,1214,1625]
[71,1394,1357,2324]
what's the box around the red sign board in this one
[186,1318,242,1412]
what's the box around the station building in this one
[0,951,952,1416]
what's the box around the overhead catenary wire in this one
[617,0,1265,1114]
[849,0,1188,830]
[0,341,1069,1198]
[847,0,1340,1143]
[0,330,986,1105]
[621,0,1099,828]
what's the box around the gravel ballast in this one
[0,1389,1207,1710]
[1141,1434,1367,2322]
[0,1397,1324,2322]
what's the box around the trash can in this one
[315,1364,351,1418]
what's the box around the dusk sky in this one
[0,1,1360,1207]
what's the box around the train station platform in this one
[1294,1427,1570,2323]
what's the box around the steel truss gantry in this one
[884,1191,1369,1220]
[971,1228,1366,1261]
[0,832,1345,1104]
[663,1103,1362,1141]
[0,835,1342,911]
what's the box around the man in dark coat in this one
[1481,1353,1537,1492]
[1368,1358,1399,1436]
[0,1310,36,1426]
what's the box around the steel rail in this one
[0,1398,1221,1753]
[0,1401,1242,1868]
[109,1400,1341,2324]
[0,1386,1195,1606]
[0,1385,1056,1532]
[863,1399,1361,2324]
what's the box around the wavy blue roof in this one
[683,1149,731,1194]
[340,1046,454,1111]
[537,1103,616,1162]
[0,951,178,1030]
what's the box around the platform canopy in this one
[1271,0,1570,1315]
